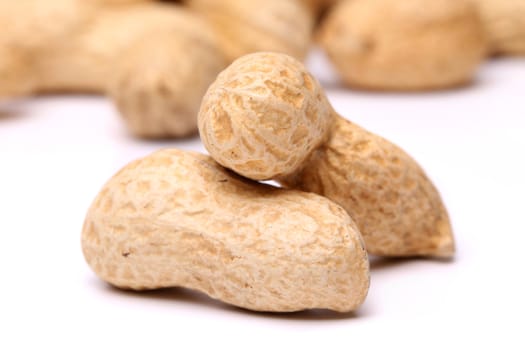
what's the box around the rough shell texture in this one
[110,31,225,139]
[281,117,455,257]
[198,52,454,257]
[319,0,487,90]
[185,0,314,62]
[199,52,333,180]
[476,0,525,55]
[82,149,370,313]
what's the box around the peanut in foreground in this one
[82,149,370,312]
[198,52,455,257]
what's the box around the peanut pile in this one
[1,0,521,312]
[0,0,523,138]
[83,53,455,312]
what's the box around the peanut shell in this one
[199,52,455,257]
[318,0,487,90]
[82,149,370,312]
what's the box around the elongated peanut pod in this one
[198,52,455,257]
[31,3,219,93]
[82,149,370,312]
[318,0,487,90]
[281,116,454,257]
[0,1,224,138]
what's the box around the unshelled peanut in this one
[199,52,455,257]
[184,0,314,63]
[0,0,225,138]
[82,149,370,312]
[318,0,487,90]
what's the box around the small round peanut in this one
[318,0,487,90]
[199,52,455,257]
[198,53,333,179]
[82,149,370,313]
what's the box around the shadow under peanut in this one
[100,282,365,321]
[0,102,26,121]
[369,255,455,270]
[93,257,453,320]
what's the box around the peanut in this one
[0,0,97,95]
[0,1,224,138]
[184,0,314,63]
[476,0,525,55]
[198,52,455,257]
[109,32,226,138]
[82,149,370,312]
[318,0,487,90]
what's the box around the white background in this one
[1,51,524,349]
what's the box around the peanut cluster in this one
[1,0,522,139]
[83,53,455,313]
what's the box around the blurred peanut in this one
[0,1,225,138]
[318,0,487,90]
[110,32,225,138]
[184,0,314,62]
[476,0,525,55]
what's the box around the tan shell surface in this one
[82,149,370,312]
[2,3,200,93]
[0,0,96,50]
[199,52,333,180]
[0,1,225,138]
[109,30,226,138]
[0,0,97,95]
[199,52,454,257]
[476,0,525,55]
[33,3,219,92]
[281,117,455,257]
[319,0,487,90]
[185,0,314,62]
[0,48,35,97]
